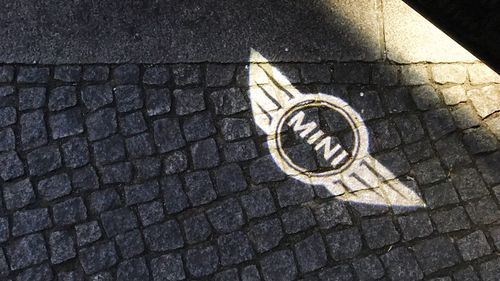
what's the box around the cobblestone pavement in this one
[0,62,499,281]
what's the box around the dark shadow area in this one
[402,0,500,72]
[0,0,381,63]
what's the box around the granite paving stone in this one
[18,87,46,110]
[325,227,362,260]
[185,245,219,278]
[119,111,147,136]
[453,266,481,281]
[206,198,245,233]
[54,65,81,82]
[190,137,220,169]
[380,247,423,281]
[52,197,88,226]
[153,117,186,153]
[224,138,259,162]
[78,241,117,274]
[83,65,109,81]
[17,263,53,281]
[397,212,434,241]
[361,216,400,249]
[241,265,261,281]
[0,151,24,181]
[151,253,185,281]
[143,65,170,85]
[17,67,49,83]
[48,86,77,111]
[114,85,143,113]
[182,213,212,244]
[430,206,471,233]
[75,221,102,247]
[49,230,76,264]
[413,236,460,274]
[210,88,249,115]
[101,207,138,237]
[125,132,154,158]
[183,171,217,206]
[456,230,491,261]
[260,250,298,281]
[465,197,500,225]
[112,64,140,84]
[294,232,327,273]
[172,64,201,86]
[479,257,500,281]
[7,233,48,270]
[145,88,171,116]
[3,178,35,210]
[27,145,62,176]
[86,108,117,141]
[240,188,276,219]
[137,201,165,226]
[61,137,89,168]
[160,175,190,214]
[217,231,255,266]
[81,85,113,111]
[248,218,283,253]
[182,111,216,141]
[115,229,145,259]
[281,206,316,234]
[49,108,85,139]
[463,126,498,154]
[143,220,184,251]
[0,218,9,243]
[352,255,385,281]
[116,257,150,281]
[71,165,99,192]
[20,110,47,150]
[12,208,52,237]
[0,65,14,82]
[100,161,131,183]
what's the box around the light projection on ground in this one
[249,49,426,210]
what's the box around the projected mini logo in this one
[249,49,425,209]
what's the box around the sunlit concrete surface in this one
[382,0,478,63]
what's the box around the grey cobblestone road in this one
[0,62,499,281]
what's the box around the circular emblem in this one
[267,94,369,187]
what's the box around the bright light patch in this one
[249,49,426,209]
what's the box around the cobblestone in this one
[413,237,460,274]
[143,66,170,85]
[151,253,185,281]
[81,85,113,111]
[248,218,283,253]
[326,227,362,260]
[260,250,298,281]
[0,62,497,280]
[18,87,46,110]
[294,232,327,273]
[145,88,171,116]
[185,245,219,278]
[20,110,47,150]
[112,64,140,84]
[78,241,117,274]
[380,247,423,281]
[61,137,89,168]
[12,208,51,236]
[143,220,184,251]
[115,229,144,259]
[7,233,48,270]
[4,178,35,210]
